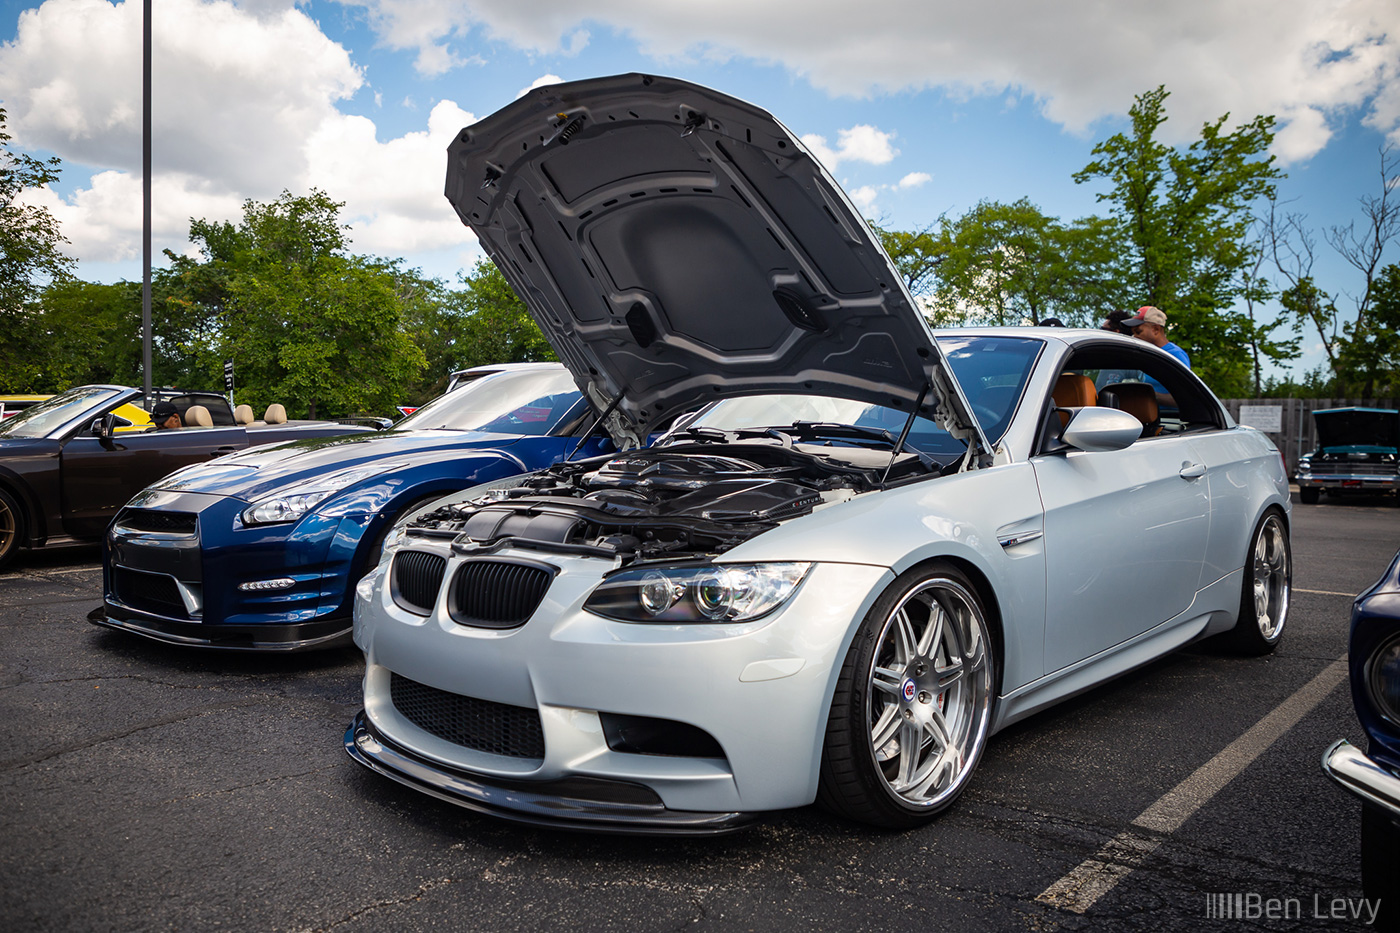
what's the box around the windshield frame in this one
[0,386,129,439]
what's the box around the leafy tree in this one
[1335,262,1400,396]
[165,190,426,418]
[403,259,555,404]
[0,107,74,389]
[1075,86,1287,392]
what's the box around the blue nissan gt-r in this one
[96,363,613,651]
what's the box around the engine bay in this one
[406,437,946,564]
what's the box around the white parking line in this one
[1294,588,1357,597]
[1036,658,1349,914]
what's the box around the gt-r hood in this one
[1312,408,1399,452]
[445,73,987,458]
[149,429,528,501]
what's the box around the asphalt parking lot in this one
[2,494,1397,933]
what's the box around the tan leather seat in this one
[184,404,213,427]
[233,404,255,425]
[1052,373,1097,428]
[262,404,287,425]
[1101,382,1160,435]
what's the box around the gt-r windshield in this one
[677,335,1042,457]
[0,386,122,438]
[395,368,584,435]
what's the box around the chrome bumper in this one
[1322,739,1400,819]
[344,710,756,836]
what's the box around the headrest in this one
[233,404,255,425]
[1052,373,1097,409]
[263,403,287,425]
[184,404,213,427]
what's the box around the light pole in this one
[141,0,152,401]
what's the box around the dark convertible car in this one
[96,364,615,651]
[0,385,376,568]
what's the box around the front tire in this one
[818,562,995,828]
[0,487,23,570]
[1224,509,1290,655]
[1362,803,1400,932]
[1299,486,1319,505]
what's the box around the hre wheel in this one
[1224,509,1290,655]
[0,487,22,570]
[1362,803,1399,931]
[1299,486,1319,505]
[818,562,995,828]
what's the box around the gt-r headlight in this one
[1367,632,1400,726]
[584,562,811,623]
[242,463,408,526]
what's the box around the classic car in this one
[343,74,1292,834]
[1297,407,1399,504]
[1323,549,1400,927]
[96,364,614,652]
[0,385,376,569]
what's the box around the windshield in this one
[678,335,1041,456]
[0,386,122,438]
[395,368,584,435]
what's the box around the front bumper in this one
[1297,472,1400,493]
[351,545,892,826]
[102,488,360,651]
[1322,739,1400,819]
[345,710,754,834]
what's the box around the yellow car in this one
[0,395,51,419]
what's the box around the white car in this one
[346,74,1292,834]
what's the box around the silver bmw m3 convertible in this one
[345,74,1292,834]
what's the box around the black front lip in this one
[344,710,757,836]
[90,604,351,652]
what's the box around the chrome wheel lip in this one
[0,497,14,559]
[863,577,992,810]
[1252,514,1290,643]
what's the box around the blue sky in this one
[3,0,1398,380]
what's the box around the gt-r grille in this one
[1310,462,1392,476]
[448,559,554,629]
[112,567,187,618]
[116,509,198,534]
[389,673,545,760]
[391,551,447,615]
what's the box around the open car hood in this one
[445,73,987,458]
[1312,407,1399,452]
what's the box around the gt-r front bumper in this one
[348,545,891,832]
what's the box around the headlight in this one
[1297,459,1311,473]
[242,463,408,526]
[1367,633,1400,726]
[584,562,811,623]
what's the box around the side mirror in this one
[91,413,119,439]
[1061,407,1143,452]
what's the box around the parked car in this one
[96,364,614,652]
[0,385,376,569]
[1323,549,1400,928]
[344,74,1292,835]
[1297,407,1399,504]
[0,395,51,419]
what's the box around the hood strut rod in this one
[881,381,930,486]
[566,390,627,461]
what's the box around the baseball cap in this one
[151,401,180,420]
[1122,306,1167,328]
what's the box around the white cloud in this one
[898,171,932,189]
[516,74,565,100]
[800,125,898,171]
[848,185,879,212]
[0,0,477,271]
[337,0,1400,162]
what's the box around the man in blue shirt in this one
[1121,305,1190,399]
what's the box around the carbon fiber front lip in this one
[90,604,352,652]
[344,710,757,836]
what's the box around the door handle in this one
[210,446,240,458]
[1179,462,1206,479]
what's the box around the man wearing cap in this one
[150,401,182,430]
[1122,306,1190,369]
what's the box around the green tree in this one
[165,190,426,418]
[1335,262,1400,396]
[1075,86,1288,392]
[0,107,75,389]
